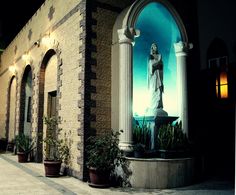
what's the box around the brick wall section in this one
[90,4,119,135]
[0,0,133,180]
[0,0,85,179]
[55,5,84,179]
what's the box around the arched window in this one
[207,38,228,99]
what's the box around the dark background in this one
[0,0,45,49]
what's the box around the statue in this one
[147,43,168,117]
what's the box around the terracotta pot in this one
[88,167,110,188]
[17,152,28,163]
[44,160,61,177]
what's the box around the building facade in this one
[0,0,235,182]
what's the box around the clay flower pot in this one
[17,152,28,163]
[44,160,62,177]
[88,167,110,188]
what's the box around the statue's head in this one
[151,43,158,54]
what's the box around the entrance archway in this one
[6,76,17,141]
[36,49,57,162]
[19,65,32,136]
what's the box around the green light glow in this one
[133,2,182,116]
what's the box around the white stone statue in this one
[147,43,168,117]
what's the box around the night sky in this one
[0,0,45,49]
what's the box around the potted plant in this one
[0,138,8,152]
[42,116,70,177]
[15,133,36,163]
[157,121,189,158]
[86,130,124,188]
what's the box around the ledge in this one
[126,157,195,189]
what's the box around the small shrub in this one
[86,130,124,173]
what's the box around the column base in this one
[119,142,134,156]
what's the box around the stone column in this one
[117,27,139,153]
[174,41,193,137]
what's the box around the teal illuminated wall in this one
[133,2,182,116]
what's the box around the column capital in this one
[174,41,193,56]
[118,27,140,44]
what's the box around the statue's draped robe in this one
[147,54,163,115]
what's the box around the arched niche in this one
[112,0,192,152]
[6,76,17,142]
[37,49,58,162]
[19,65,32,136]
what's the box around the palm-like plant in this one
[15,133,36,154]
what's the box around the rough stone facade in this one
[0,0,87,179]
[0,0,130,181]
[90,4,119,135]
[1,0,234,183]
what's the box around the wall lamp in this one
[34,40,40,47]
[9,65,16,74]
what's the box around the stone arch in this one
[36,41,62,162]
[112,0,191,152]
[112,0,188,44]
[5,76,17,141]
[19,65,33,136]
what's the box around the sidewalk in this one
[0,152,234,195]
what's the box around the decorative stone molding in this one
[174,41,193,56]
[118,27,140,44]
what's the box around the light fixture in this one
[22,53,29,61]
[41,34,51,46]
[22,53,32,65]
[34,40,40,47]
[9,65,16,74]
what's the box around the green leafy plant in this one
[157,121,189,151]
[86,130,124,173]
[15,133,36,154]
[42,116,70,163]
[133,117,152,150]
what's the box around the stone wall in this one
[90,4,119,135]
[0,0,85,179]
[0,0,136,181]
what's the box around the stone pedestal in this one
[127,157,195,189]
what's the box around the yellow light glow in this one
[216,72,228,99]
[41,35,51,46]
[220,72,227,85]
[220,85,228,98]
[220,72,228,98]
[22,53,29,61]
[9,66,16,74]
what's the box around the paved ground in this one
[0,152,234,195]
